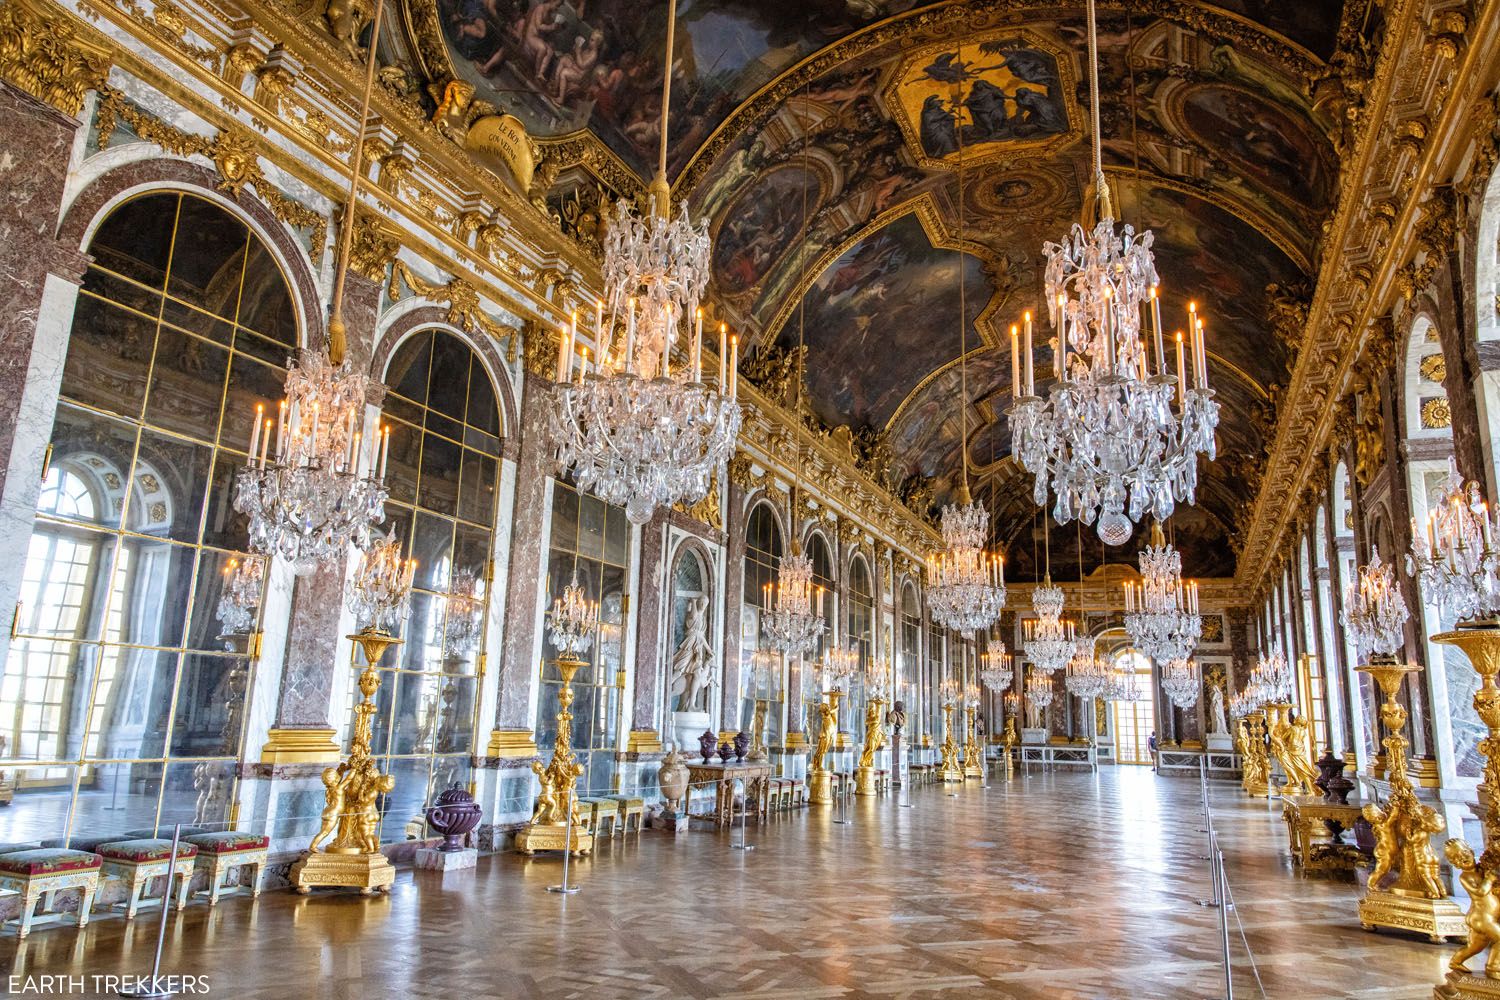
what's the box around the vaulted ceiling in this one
[437,1,1361,578]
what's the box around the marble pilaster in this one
[0,82,91,668]
[719,479,747,732]
[629,511,668,741]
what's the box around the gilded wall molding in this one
[0,0,111,116]
[390,258,519,361]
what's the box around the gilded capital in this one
[0,0,111,117]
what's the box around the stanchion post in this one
[546,783,581,894]
[1217,841,1234,1000]
[899,758,913,809]
[731,778,755,851]
[119,823,181,999]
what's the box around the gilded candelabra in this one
[1001,714,1018,778]
[1238,710,1270,798]
[808,689,842,806]
[1355,657,1463,942]
[938,702,964,782]
[516,654,594,856]
[1434,623,1500,996]
[291,627,402,894]
[962,703,984,779]
[855,695,887,796]
[1265,701,1318,796]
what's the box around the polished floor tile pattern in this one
[2,768,1455,998]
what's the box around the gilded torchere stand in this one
[809,689,841,805]
[1356,657,1463,942]
[1434,623,1500,998]
[938,704,964,782]
[1238,710,1271,798]
[291,629,401,894]
[515,655,594,857]
[1001,716,1017,778]
[962,706,983,778]
[855,695,887,796]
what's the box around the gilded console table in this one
[685,761,773,827]
[1281,795,1365,875]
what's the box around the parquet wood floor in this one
[1,767,1452,998]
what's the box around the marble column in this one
[0,83,93,670]
[627,511,668,750]
[488,372,552,757]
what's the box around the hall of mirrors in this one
[0,0,1498,996]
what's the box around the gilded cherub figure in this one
[1447,839,1500,976]
[310,764,350,852]
[812,698,837,773]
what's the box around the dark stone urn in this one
[699,730,717,764]
[718,740,733,763]
[426,782,482,852]
[733,730,749,762]
[1314,748,1344,797]
[1324,771,1355,805]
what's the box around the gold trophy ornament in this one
[938,679,964,782]
[292,538,415,894]
[516,571,598,856]
[962,684,984,778]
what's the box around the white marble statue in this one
[1208,685,1227,735]
[1025,697,1044,730]
[671,596,713,712]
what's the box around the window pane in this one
[87,193,177,289]
[417,432,461,516]
[170,654,246,756]
[85,649,178,760]
[62,293,156,416]
[166,196,247,315]
[132,430,212,543]
[145,328,230,442]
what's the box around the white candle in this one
[692,308,703,382]
[1196,318,1208,389]
[1010,325,1021,397]
[1174,332,1186,408]
[259,418,272,469]
[1023,311,1034,394]
[579,347,590,383]
[378,426,389,479]
[729,335,738,399]
[248,404,263,465]
[350,430,361,476]
[595,299,603,342]
[559,324,573,383]
[718,323,727,391]
[1150,286,1164,376]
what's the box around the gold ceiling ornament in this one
[1421,353,1449,384]
[672,477,723,531]
[348,212,401,281]
[1423,396,1454,429]
[389,259,519,359]
[0,0,111,117]
[520,320,560,379]
[92,94,330,252]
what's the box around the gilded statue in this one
[812,697,837,773]
[1267,707,1318,795]
[1364,776,1447,897]
[530,754,583,827]
[858,698,887,769]
[323,0,371,59]
[1448,840,1500,975]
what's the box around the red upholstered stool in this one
[0,848,102,938]
[183,832,269,906]
[97,839,197,919]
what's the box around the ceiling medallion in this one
[548,0,740,525]
[1008,0,1218,545]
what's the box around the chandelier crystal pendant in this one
[1407,459,1500,623]
[1025,668,1055,711]
[927,487,1007,631]
[548,571,600,657]
[822,645,860,691]
[214,555,265,635]
[1122,522,1202,662]
[444,568,487,654]
[1023,578,1075,673]
[548,0,739,526]
[1106,661,1143,703]
[1008,0,1217,545]
[980,641,1014,691]
[1161,657,1199,709]
[1064,636,1108,700]
[1247,647,1292,705]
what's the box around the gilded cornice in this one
[673,0,1324,199]
[390,258,519,361]
[0,0,111,116]
[1236,0,1500,593]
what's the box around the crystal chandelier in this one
[980,642,1014,691]
[234,353,390,574]
[1023,579,1075,673]
[1025,669,1054,711]
[939,677,962,708]
[548,570,599,657]
[1122,523,1201,661]
[1342,548,1410,662]
[821,645,859,691]
[1009,0,1217,545]
[346,533,416,633]
[234,9,391,574]
[749,647,782,698]
[1248,647,1292,704]
[964,683,981,711]
[214,555,264,635]
[1106,661,1143,703]
[1064,636,1108,699]
[444,567,486,654]
[548,0,739,525]
[763,533,827,654]
[1161,656,1199,709]
[927,491,1006,631]
[1407,459,1500,623]
[866,655,891,700]
[1229,689,1256,717]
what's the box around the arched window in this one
[1,192,295,845]
[1110,648,1155,765]
[899,582,921,741]
[741,503,782,738]
[539,478,631,792]
[845,554,874,734]
[362,329,501,841]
